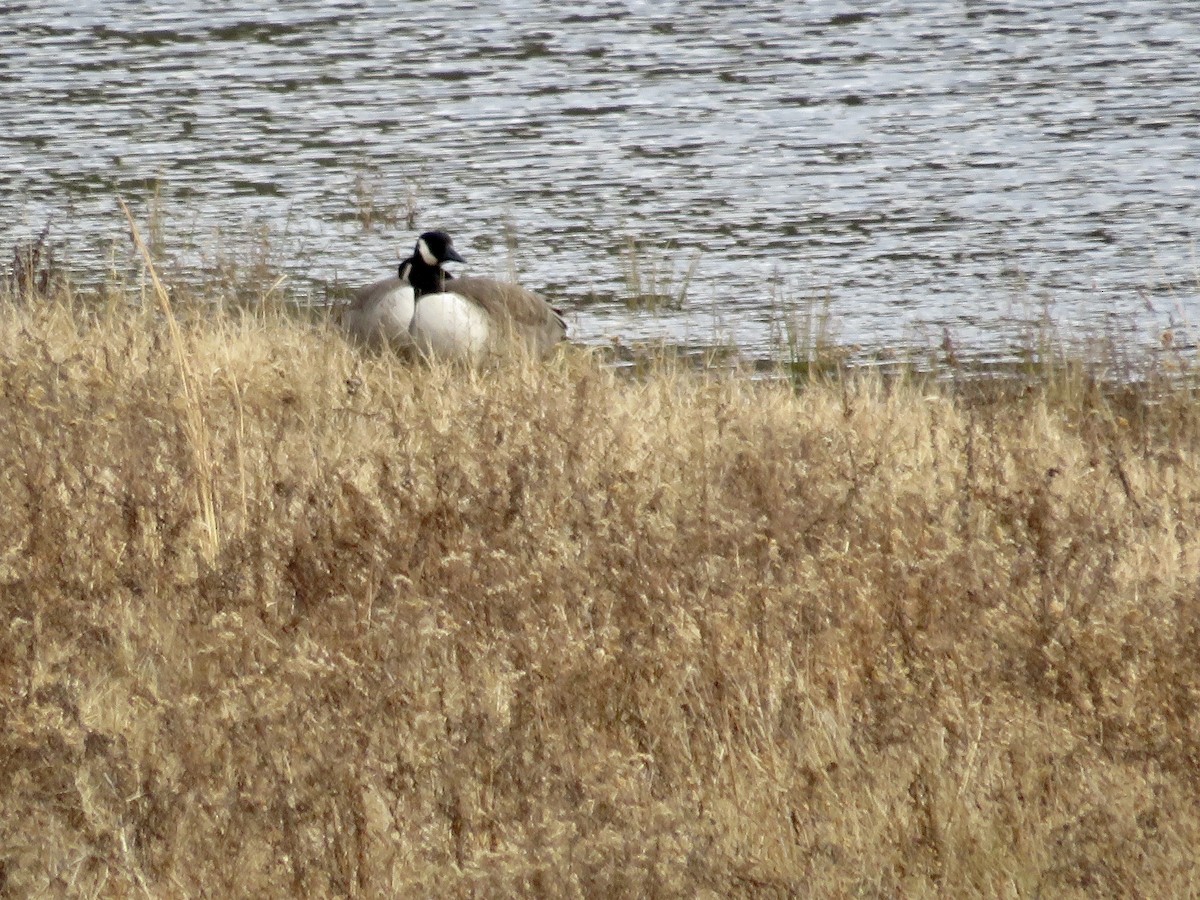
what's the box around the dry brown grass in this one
[2,271,1200,898]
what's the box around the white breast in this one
[409,292,491,361]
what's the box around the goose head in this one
[400,230,466,298]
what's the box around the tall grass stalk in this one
[770,283,845,383]
[119,198,220,561]
[621,235,701,310]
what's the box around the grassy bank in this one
[2,268,1199,896]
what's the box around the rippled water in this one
[2,1,1198,359]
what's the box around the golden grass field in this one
[2,254,1199,896]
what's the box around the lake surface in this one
[2,1,1198,362]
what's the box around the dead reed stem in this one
[119,198,220,562]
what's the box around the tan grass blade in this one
[119,198,220,562]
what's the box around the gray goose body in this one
[405,232,566,361]
[414,274,566,359]
[341,275,415,352]
[343,230,566,360]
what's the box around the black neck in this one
[402,254,453,299]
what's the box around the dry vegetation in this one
[2,260,1200,898]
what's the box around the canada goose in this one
[405,231,567,361]
[341,234,465,351]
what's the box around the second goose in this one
[405,231,567,361]
[341,235,465,353]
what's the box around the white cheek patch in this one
[417,238,438,267]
